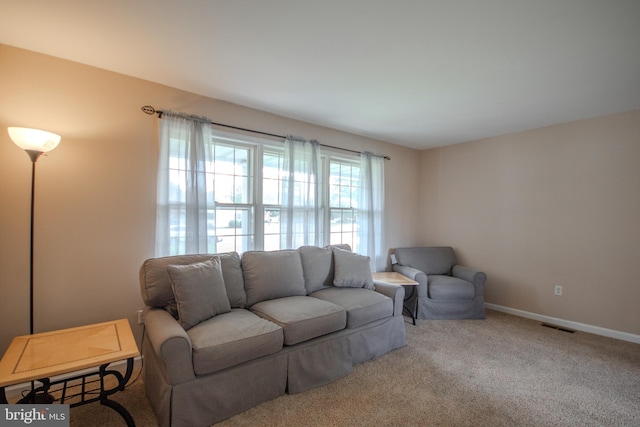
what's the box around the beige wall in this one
[419,110,640,335]
[0,45,421,353]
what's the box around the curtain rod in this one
[141,106,390,160]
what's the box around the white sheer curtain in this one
[155,111,214,256]
[357,152,385,271]
[280,136,321,249]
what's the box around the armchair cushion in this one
[167,258,231,330]
[428,276,475,299]
[394,246,456,275]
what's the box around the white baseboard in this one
[3,355,143,401]
[485,303,640,344]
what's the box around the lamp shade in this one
[8,127,61,153]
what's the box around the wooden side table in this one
[372,272,419,325]
[0,319,140,426]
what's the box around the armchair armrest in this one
[452,265,486,297]
[392,265,427,285]
[143,307,196,385]
[373,282,405,317]
[392,265,428,299]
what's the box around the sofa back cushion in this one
[217,252,247,308]
[140,252,246,317]
[299,246,333,293]
[242,250,306,306]
[394,247,457,275]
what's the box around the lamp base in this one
[30,392,56,404]
[17,382,57,404]
[17,391,56,404]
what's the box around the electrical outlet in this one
[137,310,144,324]
[554,285,563,296]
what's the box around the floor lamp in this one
[7,127,61,336]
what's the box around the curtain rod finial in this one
[141,105,156,115]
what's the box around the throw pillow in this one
[332,247,375,290]
[167,257,231,330]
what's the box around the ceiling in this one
[1,0,639,150]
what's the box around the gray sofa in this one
[139,245,406,426]
[392,246,486,320]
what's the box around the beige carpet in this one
[68,310,640,426]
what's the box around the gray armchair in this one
[392,247,486,320]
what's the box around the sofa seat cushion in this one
[187,308,283,376]
[428,275,475,299]
[311,288,393,329]
[251,296,346,345]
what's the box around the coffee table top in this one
[372,272,419,286]
[0,319,139,387]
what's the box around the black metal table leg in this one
[403,285,417,325]
[98,358,136,427]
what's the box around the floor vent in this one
[541,323,575,333]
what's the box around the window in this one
[157,119,382,261]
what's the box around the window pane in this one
[214,205,254,253]
[329,160,360,209]
[263,151,284,205]
[262,149,286,249]
[213,144,251,204]
[328,159,361,248]
[263,207,281,251]
[263,178,280,204]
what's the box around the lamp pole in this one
[25,150,44,336]
[28,153,41,335]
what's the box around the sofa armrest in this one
[143,307,196,385]
[373,282,405,317]
[452,265,486,297]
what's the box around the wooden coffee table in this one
[0,319,139,426]
[372,272,419,324]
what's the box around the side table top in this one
[372,272,419,286]
[0,319,139,387]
